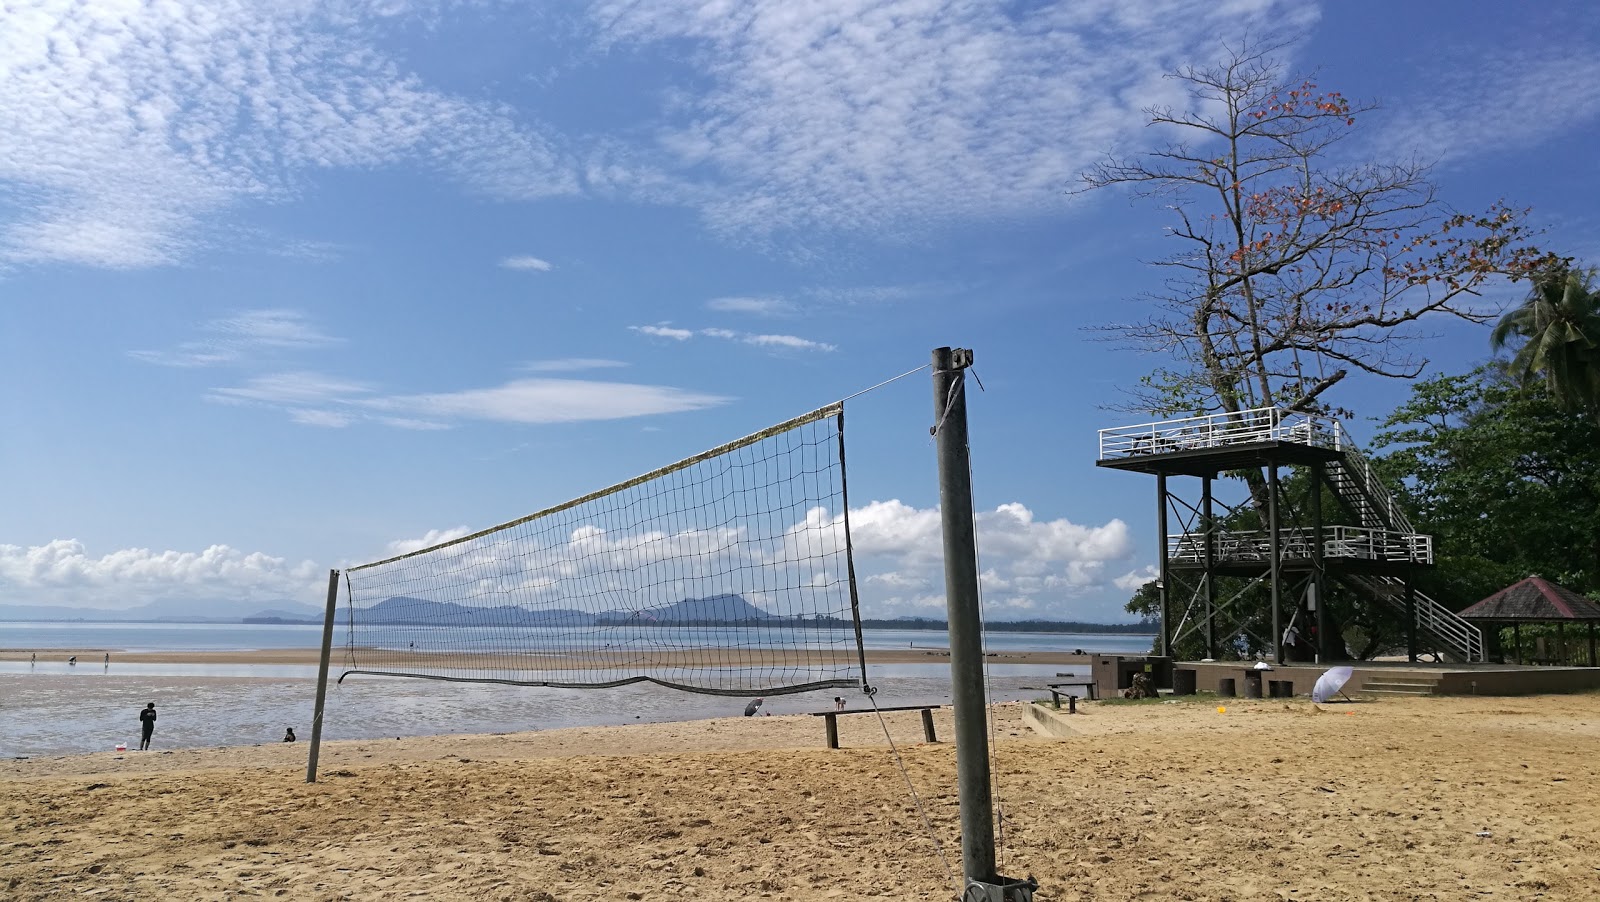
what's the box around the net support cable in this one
[337,402,870,698]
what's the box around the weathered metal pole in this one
[1202,474,1217,658]
[1268,465,1283,664]
[1310,461,1327,662]
[1405,578,1418,663]
[930,346,997,888]
[306,569,342,783]
[1156,473,1171,658]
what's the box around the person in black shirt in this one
[138,703,157,750]
[283,727,296,743]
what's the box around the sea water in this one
[0,624,1153,758]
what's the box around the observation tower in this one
[1097,408,1484,664]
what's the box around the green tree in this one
[1490,264,1600,418]
[1083,43,1556,417]
[1372,369,1600,602]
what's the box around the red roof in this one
[1458,577,1600,622]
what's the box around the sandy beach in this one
[4,693,1598,901]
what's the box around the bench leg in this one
[1068,695,1076,715]
[1087,684,1097,701]
[920,708,937,743]
[824,713,839,750]
[1050,691,1061,710]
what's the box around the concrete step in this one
[1362,681,1438,696]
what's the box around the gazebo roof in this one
[1459,577,1600,622]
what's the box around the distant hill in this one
[597,593,777,625]
[352,596,597,627]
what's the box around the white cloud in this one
[631,324,837,352]
[1375,52,1600,167]
[822,499,1135,618]
[523,358,629,372]
[706,296,793,316]
[501,255,555,272]
[631,324,695,340]
[0,539,320,609]
[742,333,835,352]
[385,527,473,557]
[289,408,353,428]
[1113,566,1159,592]
[209,371,375,406]
[129,309,341,367]
[592,0,1318,237]
[375,378,730,424]
[0,1,574,268]
[209,371,730,427]
[808,285,920,305]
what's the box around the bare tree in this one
[1084,44,1559,417]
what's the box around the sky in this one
[3,0,1599,622]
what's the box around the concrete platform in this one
[1176,660,1600,698]
[1022,702,1079,738]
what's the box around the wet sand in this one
[4,693,1598,900]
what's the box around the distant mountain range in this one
[0,593,1151,632]
[347,593,780,627]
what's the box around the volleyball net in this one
[337,402,868,697]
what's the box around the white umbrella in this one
[1312,666,1355,703]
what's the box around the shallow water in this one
[0,662,1084,759]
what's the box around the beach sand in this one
[4,694,1598,901]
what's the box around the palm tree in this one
[1491,265,1600,417]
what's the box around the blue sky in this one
[3,0,1598,621]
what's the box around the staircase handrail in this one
[1330,423,1415,534]
[1410,587,1485,662]
[1349,574,1484,662]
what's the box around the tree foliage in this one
[1372,369,1600,602]
[1490,264,1600,419]
[1084,44,1557,417]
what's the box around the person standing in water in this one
[138,703,157,750]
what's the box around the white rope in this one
[839,362,931,404]
[867,692,963,901]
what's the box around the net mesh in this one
[339,403,867,697]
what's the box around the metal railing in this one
[1326,422,1415,534]
[1346,574,1485,663]
[1168,526,1433,565]
[1098,407,1338,460]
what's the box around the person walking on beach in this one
[138,703,157,750]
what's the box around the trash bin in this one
[1218,678,1236,697]
[1172,668,1197,696]
[1243,670,1263,698]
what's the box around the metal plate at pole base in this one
[963,875,1039,902]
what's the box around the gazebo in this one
[1459,577,1600,667]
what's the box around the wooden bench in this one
[808,705,940,749]
[1045,680,1097,711]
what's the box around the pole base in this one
[963,875,1038,902]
